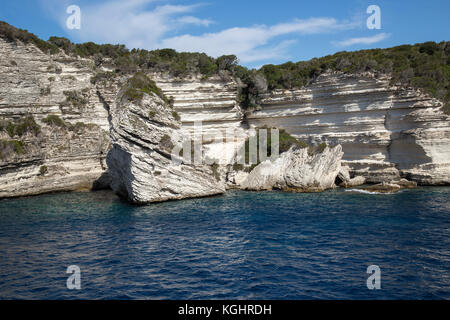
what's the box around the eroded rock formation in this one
[241,145,344,192]
[106,74,226,204]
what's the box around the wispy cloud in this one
[43,0,361,64]
[44,0,213,48]
[334,33,390,47]
[176,16,214,27]
[158,18,359,63]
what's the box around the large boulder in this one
[242,145,344,192]
[106,73,225,204]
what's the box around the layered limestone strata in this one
[249,72,450,185]
[106,79,226,204]
[0,38,111,197]
[153,74,248,164]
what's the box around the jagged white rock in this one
[241,145,344,192]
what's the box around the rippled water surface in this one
[0,188,449,300]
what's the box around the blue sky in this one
[1,0,449,68]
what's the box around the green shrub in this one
[12,140,25,154]
[172,111,181,121]
[40,86,51,96]
[69,122,86,133]
[39,165,48,175]
[444,102,450,115]
[62,90,88,109]
[123,72,169,104]
[0,139,25,159]
[0,21,58,54]
[1,116,41,137]
[159,134,174,152]
[316,142,328,153]
[42,115,66,128]
[216,55,238,71]
[90,71,116,84]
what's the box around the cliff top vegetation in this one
[259,42,450,113]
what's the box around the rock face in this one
[1,36,450,200]
[0,38,110,197]
[249,72,450,185]
[241,145,343,192]
[106,75,226,204]
[153,73,247,165]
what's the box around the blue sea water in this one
[0,188,449,300]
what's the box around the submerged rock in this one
[359,179,417,193]
[106,73,225,204]
[392,179,418,189]
[241,145,344,192]
[363,182,402,193]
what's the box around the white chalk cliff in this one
[0,38,110,197]
[1,37,449,201]
[249,72,450,185]
[106,75,226,204]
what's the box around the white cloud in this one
[158,18,359,63]
[334,33,390,47]
[177,16,214,27]
[47,0,213,48]
[44,0,361,64]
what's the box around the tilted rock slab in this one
[106,85,225,204]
